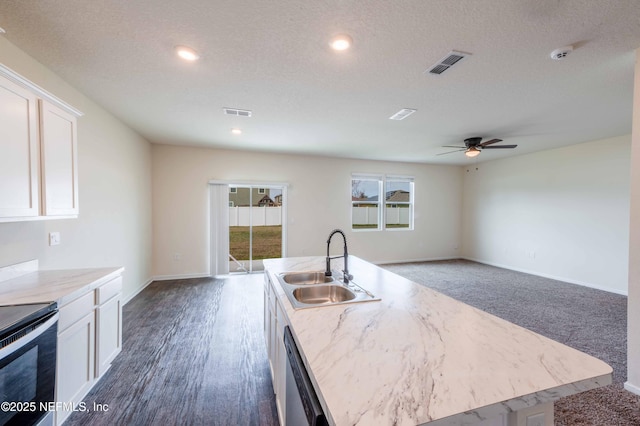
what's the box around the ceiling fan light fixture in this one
[465,147,481,158]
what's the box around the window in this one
[385,177,414,230]
[230,187,237,193]
[351,174,414,231]
[351,175,382,230]
[258,188,266,194]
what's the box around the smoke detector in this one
[550,45,573,60]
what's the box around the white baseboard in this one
[462,256,628,296]
[123,277,154,305]
[374,256,460,266]
[151,273,211,281]
[624,381,640,396]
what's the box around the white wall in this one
[626,49,640,396]
[152,145,463,277]
[462,135,631,294]
[0,38,153,301]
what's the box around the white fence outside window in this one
[352,207,410,226]
[229,206,282,226]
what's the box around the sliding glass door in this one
[228,185,285,273]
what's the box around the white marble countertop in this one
[264,256,613,426]
[0,267,124,307]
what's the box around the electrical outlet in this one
[49,232,61,246]
[173,253,182,261]
[526,413,545,426]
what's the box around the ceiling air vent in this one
[426,50,470,75]
[223,107,252,117]
[389,108,417,120]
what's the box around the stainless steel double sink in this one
[277,271,380,309]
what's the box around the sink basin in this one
[276,271,381,309]
[280,271,335,285]
[292,285,356,305]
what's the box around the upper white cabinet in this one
[40,100,79,216]
[0,76,40,218]
[0,64,82,222]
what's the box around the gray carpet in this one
[383,259,640,425]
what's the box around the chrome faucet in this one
[325,229,352,284]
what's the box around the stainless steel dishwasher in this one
[283,326,328,426]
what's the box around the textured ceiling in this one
[1,0,639,165]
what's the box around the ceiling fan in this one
[438,137,517,158]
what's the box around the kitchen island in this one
[263,256,612,426]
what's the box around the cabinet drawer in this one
[59,291,94,332]
[97,276,122,305]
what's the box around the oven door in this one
[0,312,58,426]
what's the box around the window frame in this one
[351,174,383,231]
[351,174,414,232]
[384,175,414,231]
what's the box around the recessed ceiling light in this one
[175,45,200,61]
[231,128,242,135]
[329,34,353,51]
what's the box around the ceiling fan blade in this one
[442,145,466,148]
[479,138,503,147]
[482,144,518,149]
[436,149,466,156]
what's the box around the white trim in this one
[0,63,83,117]
[281,186,288,258]
[209,179,289,188]
[151,273,211,281]
[374,256,460,265]
[122,278,154,305]
[385,174,415,182]
[0,214,78,223]
[351,173,384,180]
[624,381,640,396]
[462,256,628,296]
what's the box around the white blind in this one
[209,184,230,276]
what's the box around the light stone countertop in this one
[0,267,124,307]
[264,256,613,426]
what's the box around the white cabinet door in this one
[96,294,122,377]
[274,298,287,425]
[56,312,95,426]
[39,99,78,216]
[0,76,39,218]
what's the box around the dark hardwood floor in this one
[65,274,279,426]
